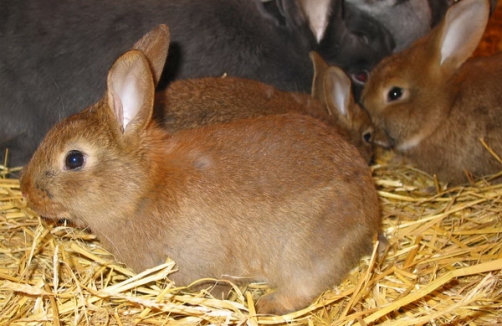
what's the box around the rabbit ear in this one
[132,24,170,86]
[106,50,155,136]
[298,0,332,42]
[323,66,354,124]
[438,0,489,70]
[310,51,331,112]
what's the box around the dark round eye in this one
[387,87,403,102]
[352,70,369,84]
[363,128,374,143]
[65,150,85,170]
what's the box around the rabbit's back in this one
[128,114,381,286]
[156,77,326,132]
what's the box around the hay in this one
[2,2,502,324]
[1,157,502,325]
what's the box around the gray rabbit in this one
[344,0,499,53]
[344,0,433,52]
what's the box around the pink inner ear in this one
[111,90,125,133]
[327,68,351,117]
[106,50,155,135]
[119,74,143,129]
[332,83,349,117]
[439,0,489,67]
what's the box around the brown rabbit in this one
[20,25,382,315]
[361,0,502,185]
[309,52,375,161]
[155,51,375,162]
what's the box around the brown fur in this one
[20,25,382,315]
[155,52,375,163]
[361,0,502,185]
[310,51,375,161]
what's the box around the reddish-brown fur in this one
[155,52,374,162]
[156,77,324,130]
[20,25,382,315]
[361,0,502,185]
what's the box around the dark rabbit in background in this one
[1,0,394,167]
[261,0,395,90]
[344,0,433,52]
[344,0,499,53]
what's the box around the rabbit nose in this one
[373,128,394,149]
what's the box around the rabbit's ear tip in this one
[156,24,170,38]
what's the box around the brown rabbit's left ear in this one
[323,66,355,126]
[133,24,170,86]
[106,50,155,136]
[438,0,489,71]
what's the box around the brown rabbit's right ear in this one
[435,0,489,72]
[132,24,170,86]
[322,66,356,127]
[311,51,358,124]
[106,50,155,137]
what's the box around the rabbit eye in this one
[387,87,403,102]
[362,128,374,144]
[352,71,369,85]
[65,150,85,170]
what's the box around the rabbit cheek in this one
[365,86,412,148]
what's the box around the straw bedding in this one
[1,159,502,325]
[1,3,502,325]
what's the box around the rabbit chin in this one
[40,214,87,229]
[395,132,427,152]
[27,201,71,223]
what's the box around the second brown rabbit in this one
[20,25,382,315]
[155,52,375,163]
[361,0,502,185]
